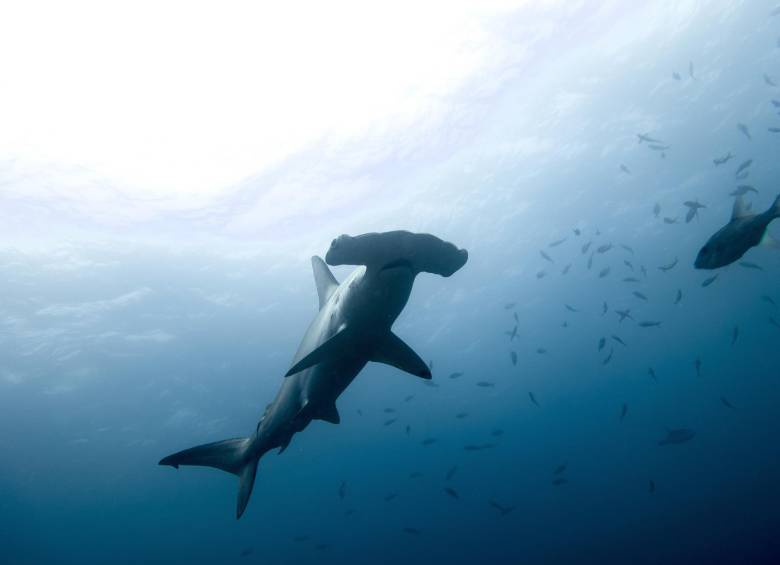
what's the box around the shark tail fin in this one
[159,437,260,519]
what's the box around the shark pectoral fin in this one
[761,231,779,249]
[371,332,431,379]
[285,325,352,377]
[315,403,341,424]
[312,256,339,310]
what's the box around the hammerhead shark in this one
[159,231,468,518]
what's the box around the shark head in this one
[325,231,468,277]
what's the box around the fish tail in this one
[159,437,262,519]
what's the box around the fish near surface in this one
[159,231,468,518]
[695,195,780,269]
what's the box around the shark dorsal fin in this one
[312,256,339,310]
[371,332,432,379]
[731,196,750,220]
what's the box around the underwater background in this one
[2,1,780,563]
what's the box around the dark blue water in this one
[2,2,780,564]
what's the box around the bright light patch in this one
[0,0,525,200]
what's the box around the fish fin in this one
[311,256,339,310]
[314,402,341,424]
[285,324,352,377]
[760,231,780,249]
[770,194,780,219]
[371,332,431,379]
[158,437,261,520]
[731,196,750,220]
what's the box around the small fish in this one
[598,337,606,351]
[405,425,411,436]
[476,381,495,388]
[449,372,463,379]
[637,133,662,144]
[598,266,611,278]
[554,463,567,475]
[421,438,437,446]
[672,71,681,81]
[504,302,516,310]
[658,258,678,272]
[612,335,627,347]
[528,392,539,407]
[240,547,254,557]
[620,403,628,422]
[384,493,397,502]
[315,543,331,551]
[293,535,310,542]
[624,260,634,271]
[540,250,554,263]
[674,289,683,305]
[489,500,515,516]
[505,325,518,340]
[552,477,568,486]
[587,253,594,270]
[730,185,758,196]
[623,277,640,283]
[573,228,582,236]
[640,265,648,278]
[602,302,608,316]
[762,295,777,308]
[731,326,739,346]
[565,304,579,313]
[713,152,734,166]
[596,243,613,254]
[403,527,421,535]
[684,200,706,223]
[639,321,661,328]
[536,270,547,279]
[561,263,572,275]
[464,443,496,451]
[621,244,634,254]
[633,291,648,301]
[409,471,423,479]
[658,428,695,446]
[735,159,753,177]
[549,238,567,248]
[536,348,547,354]
[444,487,460,500]
[491,429,504,437]
[615,309,633,322]
[581,241,592,254]
[649,480,656,494]
[663,217,678,224]
[769,127,780,133]
[455,412,468,419]
[694,357,702,377]
[338,481,347,500]
[384,408,396,413]
[737,123,751,141]
[653,202,661,218]
[603,348,614,365]
[384,418,397,426]
[720,396,735,409]
[513,312,519,323]
[404,395,414,402]
[648,367,657,382]
[510,351,517,366]
[771,317,780,330]
[620,164,631,174]
[738,261,763,270]
[648,143,670,151]
[689,61,695,80]
[701,274,719,287]
[345,508,356,516]
[765,73,778,87]
[446,466,458,481]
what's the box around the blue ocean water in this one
[2,2,780,564]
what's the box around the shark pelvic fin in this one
[285,324,352,377]
[314,402,341,424]
[371,332,431,379]
[312,256,339,310]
